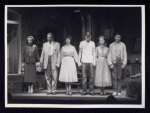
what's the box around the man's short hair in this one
[47,32,54,37]
[114,32,121,36]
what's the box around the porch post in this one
[81,15,86,40]
[18,15,21,74]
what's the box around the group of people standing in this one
[22,31,127,96]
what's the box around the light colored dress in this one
[95,45,112,87]
[59,44,78,83]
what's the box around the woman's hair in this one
[64,35,72,44]
[26,36,34,45]
[98,36,106,46]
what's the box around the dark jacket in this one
[22,45,39,64]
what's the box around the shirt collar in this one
[114,41,121,45]
[28,44,32,47]
[100,44,105,48]
[66,44,71,46]
[85,40,91,43]
[48,41,54,45]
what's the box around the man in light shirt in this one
[78,32,95,96]
[40,32,60,95]
[108,32,127,96]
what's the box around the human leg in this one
[117,61,123,95]
[65,83,69,95]
[27,84,31,94]
[89,63,94,94]
[45,61,52,94]
[68,84,72,95]
[30,82,34,94]
[112,64,117,95]
[51,69,58,94]
[82,63,87,94]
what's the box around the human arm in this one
[130,73,141,79]
[122,43,127,68]
[107,44,114,69]
[92,42,96,66]
[78,45,82,67]
[22,47,25,63]
[73,46,79,64]
[95,47,98,66]
[56,43,61,68]
[40,44,44,65]
[35,46,40,62]
[21,47,25,71]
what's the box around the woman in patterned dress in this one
[95,36,112,95]
[59,36,78,95]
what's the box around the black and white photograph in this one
[5,5,145,108]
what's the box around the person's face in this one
[66,38,71,45]
[85,35,91,42]
[86,32,90,36]
[47,34,53,42]
[99,38,105,45]
[114,35,121,43]
[28,38,33,45]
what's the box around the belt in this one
[116,57,121,60]
[98,56,105,60]
[113,58,121,64]
[64,54,73,57]
[48,55,52,61]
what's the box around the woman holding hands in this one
[59,36,78,95]
[95,36,112,95]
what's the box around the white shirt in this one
[114,42,121,58]
[79,40,95,63]
[48,41,54,56]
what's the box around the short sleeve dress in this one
[59,44,78,83]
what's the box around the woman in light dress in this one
[95,36,112,95]
[59,36,78,95]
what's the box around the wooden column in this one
[18,15,21,74]
[81,15,86,40]
[87,14,91,34]
[91,16,95,41]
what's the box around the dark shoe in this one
[46,92,51,95]
[81,92,87,96]
[66,91,69,95]
[52,92,56,95]
[103,92,106,95]
[90,93,95,96]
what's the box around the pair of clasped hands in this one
[36,62,42,67]
[36,62,59,70]
[78,62,96,67]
